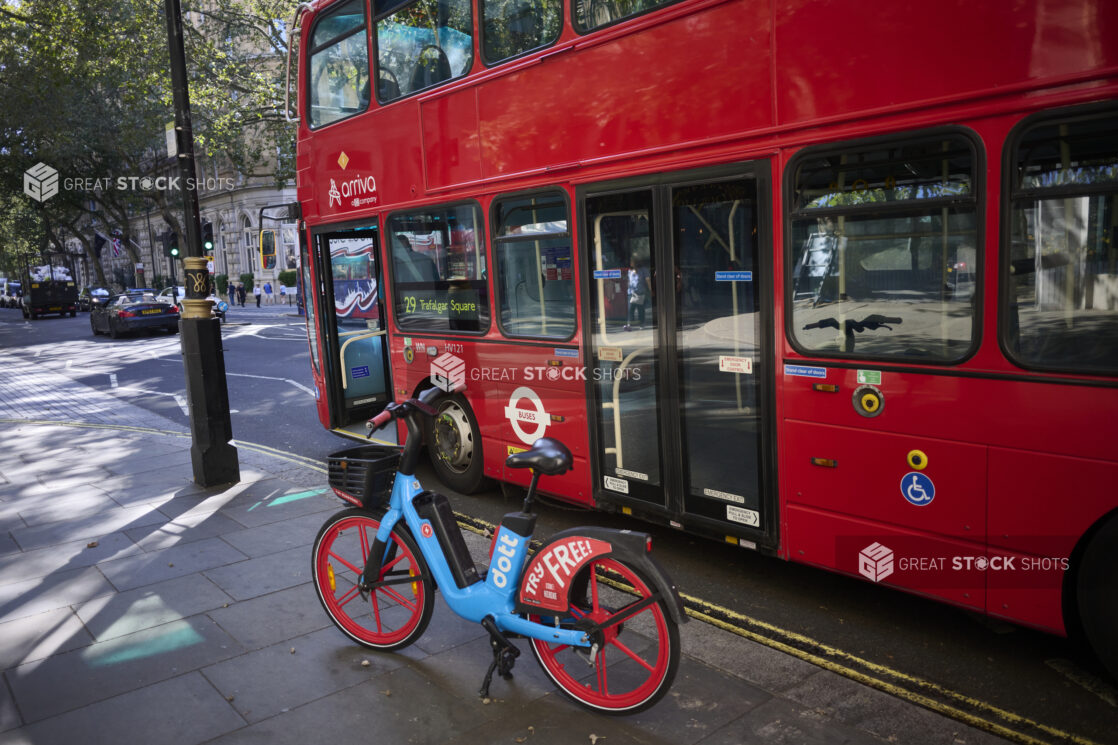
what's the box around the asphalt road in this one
[2,305,1116,745]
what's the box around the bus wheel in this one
[426,393,487,494]
[1077,512,1118,680]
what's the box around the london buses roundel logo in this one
[504,386,549,445]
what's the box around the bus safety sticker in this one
[604,476,629,494]
[784,364,827,378]
[726,505,760,527]
[719,356,752,374]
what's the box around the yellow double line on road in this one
[0,419,1101,745]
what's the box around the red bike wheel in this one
[312,509,432,650]
[529,557,680,714]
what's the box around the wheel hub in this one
[434,404,474,471]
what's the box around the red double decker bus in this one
[291,0,1118,673]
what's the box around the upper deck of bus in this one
[295,0,1118,221]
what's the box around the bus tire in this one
[1077,512,1118,680]
[426,393,487,494]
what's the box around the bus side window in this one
[376,0,474,103]
[493,193,575,339]
[1004,108,1118,375]
[388,203,490,333]
[482,0,561,65]
[787,133,980,362]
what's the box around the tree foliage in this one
[0,0,296,277]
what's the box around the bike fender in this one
[515,527,687,625]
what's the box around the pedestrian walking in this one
[280,284,290,305]
[623,256,651,331]
[238,284,246,307]
[254,284,262,307]
[264,281,273,304]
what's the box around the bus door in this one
[584,170,774,543]
[313,224,393,439]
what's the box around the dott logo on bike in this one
[519,536,613,612]
[901,471,935,506]
[490,532,521,588]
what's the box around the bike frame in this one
[375,471,593,649]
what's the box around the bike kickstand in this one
[478,616,520,699]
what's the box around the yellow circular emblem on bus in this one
[403,346,414,364]
[907,449,929,470]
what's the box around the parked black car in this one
[78,286,112,312]
[90,291,180,338]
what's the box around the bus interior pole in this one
[164,0,239,486]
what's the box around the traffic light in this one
[169,231,179,259]
[202,222,214,253]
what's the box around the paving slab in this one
[0,565,116,624]
[202,544,310,601]
[97,536,249,592]
[0,531,140,586]
[201,626,409,723]
[75,573,234,642]
[200,668,494,745]
[205,583,330,651]
[0,607,93,671]
[9,503,169,552]
[6,615,243,722]
[0,672,246,745]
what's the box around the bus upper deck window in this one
[574,0,680,33]
[786,133,980,363]
[1004,109,1118,376]
[375,0,474,103]
[308,0,370,128]
[482,0,561,65]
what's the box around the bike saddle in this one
[506,438,572,475]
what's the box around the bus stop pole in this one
[164,0,240,486]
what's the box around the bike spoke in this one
[589,567,602,613]
[596,652,609,695]
[608,637,655,673]
[336,584,361,608]
[327,549,363,576]
[378,584,418,612]
[358,525,371,560]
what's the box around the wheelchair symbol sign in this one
[901,472,935,506]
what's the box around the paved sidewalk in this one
[0,353,1012,745]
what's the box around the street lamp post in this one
[164,0,239,486]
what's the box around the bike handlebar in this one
[365,384,461,436]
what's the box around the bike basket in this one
[327,445,401,509]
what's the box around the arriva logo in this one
[24,162,59,203]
